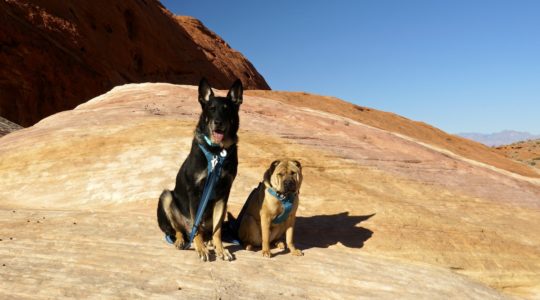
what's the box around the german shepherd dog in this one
[157,78,242,261]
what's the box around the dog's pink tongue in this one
[212,131,224,143]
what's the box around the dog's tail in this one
[156,189,177,237]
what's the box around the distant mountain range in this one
[457,130,540,147]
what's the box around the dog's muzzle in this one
[283,179,297,193]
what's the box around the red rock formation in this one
[175,16,268,92]
[0,0,269,126]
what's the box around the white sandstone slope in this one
[1,83,539,299]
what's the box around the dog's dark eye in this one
[223,104,228,109]
[209,105,216,112]
[290,171,297,176]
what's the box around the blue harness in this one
[267,187,296,224]
[166,136,227,249]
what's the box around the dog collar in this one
[203,135,221,148]
[267,187,296,224]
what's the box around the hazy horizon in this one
[162,1,540,135]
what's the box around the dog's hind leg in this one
[275,240,286,250]
[157,190,175,236]
[158,190,186,249]
[212,199,234,261]
[238,214,262,250]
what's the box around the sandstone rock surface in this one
[1,84,539,299]
[0,0,269,127]
[247,90,540,179]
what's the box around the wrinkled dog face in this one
[197,78,243,148]
[264,159,303,194]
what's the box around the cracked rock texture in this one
[1,83,539,299]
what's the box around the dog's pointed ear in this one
[227,79,243,106]
[292,160,302,169]
[198,78,214,104]
[263,160,280,187]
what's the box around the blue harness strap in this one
[167,136,227,249]
[267,187,296,224]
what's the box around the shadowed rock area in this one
[0,0,269,127]
[0,117,22,137]
[1,84,539,299]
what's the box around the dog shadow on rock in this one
[294,212,374,250]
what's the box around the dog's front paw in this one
[262,249,271,258]
[216,248,234,261]
[173,233,185,250]
[195,245,210,262]
[291,248,303,256]
[174,239,185,250]
[193,234,210,261]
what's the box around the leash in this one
[185,142,227,249]
[166,136,228,249]
[267,187,296,224]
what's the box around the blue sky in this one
[161,0,539,134]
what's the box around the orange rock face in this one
[0,0,269,127]
[496,139,540,170]
[247,90,540,179]
[1,84,539,299]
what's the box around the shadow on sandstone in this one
[294,212,374,250]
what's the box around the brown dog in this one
[232,159,303,257]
